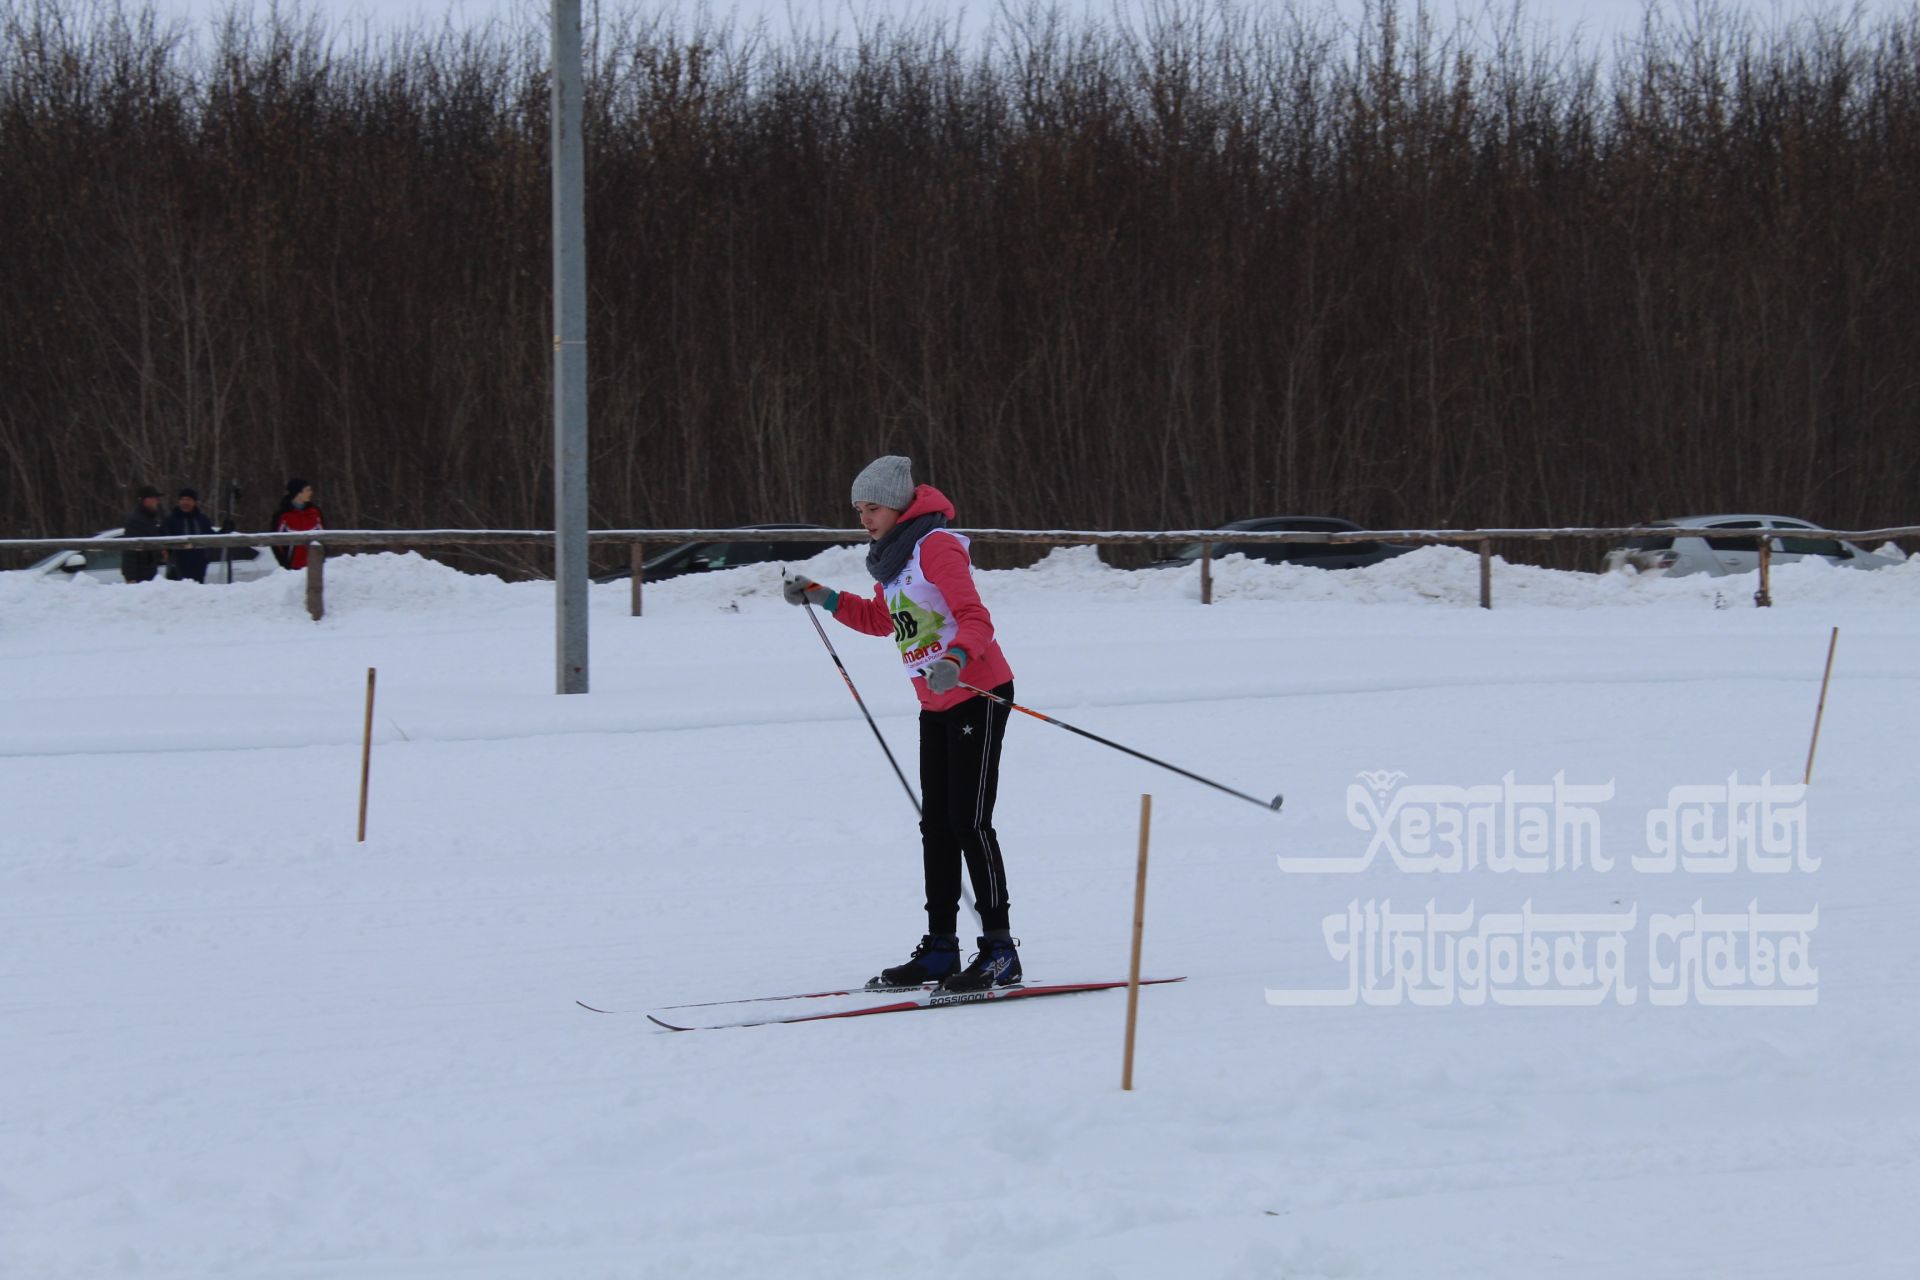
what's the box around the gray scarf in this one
[867,511,949,585]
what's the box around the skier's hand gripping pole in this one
[959,683,1284,813]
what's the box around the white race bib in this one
[884,532,969,676]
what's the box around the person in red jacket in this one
[272,478,324,569]
[785,456,1023,993]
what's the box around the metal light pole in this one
[552,0,589,693]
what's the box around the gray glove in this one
[783,575,838,610]
[924,654,965,695]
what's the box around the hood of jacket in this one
[896,484,955,524]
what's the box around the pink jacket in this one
[831,485,1015,712]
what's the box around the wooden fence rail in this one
[5,526,1915,618]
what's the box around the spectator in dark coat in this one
[162,488,229,583]
[121,485,168,583]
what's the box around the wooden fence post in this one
[1803,627,1839,784]
[630,542,645,617]
[1755,537,1773,608]
[306,543,325,621]
[1479,540,1493,609]
[357,667,376,841]
[1122,793,1152,1091]
[1200,543,1213,605]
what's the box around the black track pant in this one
[919,680,1014,935]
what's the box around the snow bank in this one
[5,542,1915,641]
[3,527,1918,1278]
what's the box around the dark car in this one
[593,524,845,583]
[1151,517,1416,570]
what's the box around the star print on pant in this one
[918,681,1014,935]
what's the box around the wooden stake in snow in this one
[1122,793,1152,1091]
[1803,627,1839,785]
[358,667,377,842]
[306,542,325,621]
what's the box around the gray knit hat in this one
[850,455,914,510]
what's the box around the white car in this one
[24,528,277,584]
[1605,515,1901,577]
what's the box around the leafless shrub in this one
[3,0,1915,573]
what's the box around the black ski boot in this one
[867,933,961,990]
[939,936,1023,992]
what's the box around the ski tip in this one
[575,1000,615,1013]
[646,1014,693,1031]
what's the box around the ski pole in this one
[960,682,1284,813]
[791,577,978,921]
[221,479,240,583]
[794,581,921,817]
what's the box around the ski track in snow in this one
[2,546,1916,1277]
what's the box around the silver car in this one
[22,528,277,584]
[1605,515,1902,577]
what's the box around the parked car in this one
[22,528,272,584]
[1150,517,1416,570]
[1604,515,1901,577]
[592,524,845,583]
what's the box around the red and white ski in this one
[575,982,937,1015]
[642,977,1185,1031]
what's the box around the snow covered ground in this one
[3,544,1916,1278]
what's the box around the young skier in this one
[783,456,1022,992]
